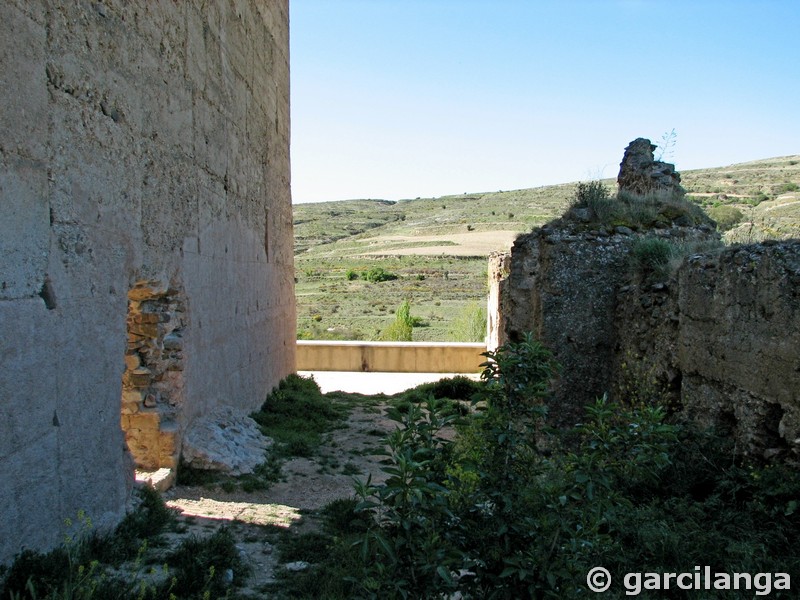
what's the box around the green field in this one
[294,155,800,341]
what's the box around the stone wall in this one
[496,228,800,462]
[0,0,294,564]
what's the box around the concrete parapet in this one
[296,341,487,374]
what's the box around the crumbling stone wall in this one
[617,137,685,198]
[122,282,187,473]
[494,138,799,460]
[0,0,293,564]
[496,229,800,461]
[498,222,717,427]
[676,242,800,460]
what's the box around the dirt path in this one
[161,403,397,596]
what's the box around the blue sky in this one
[290,1,799,203]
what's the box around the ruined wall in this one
[497,230,800,461]
[0,0,294,563]
[676,243,800,459]
[502,225,635,427]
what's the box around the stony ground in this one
[161,403,397,597]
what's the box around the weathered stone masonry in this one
[492,222,800,461]
[0,0,294,564]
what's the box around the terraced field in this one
[294,156,800,341]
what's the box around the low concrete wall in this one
[297,341,487,373]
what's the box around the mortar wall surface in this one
[0,0,293,564]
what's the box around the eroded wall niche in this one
[121,281,186,480]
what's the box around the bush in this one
[164,527,249,598]
[252,374,346,458]
[572,181,613,221]
[707,204,744,231]
[380,299,414,341]
[348,336,800,599]
[1,489,178,600]
[448,301,487,343]
[362,266,397,283]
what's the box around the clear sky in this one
[290,0,799,203]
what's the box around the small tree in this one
[449,301,486,343]
[380,299,413,341]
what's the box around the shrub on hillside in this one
[707,204,744,231]
[362,266,398,283]
[380,299,414,341]
[448,301,487,343]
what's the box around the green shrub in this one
[570,181,614,223]
[570,181,712,230]
[164,527,249,598]
[707,204,744,231]
[379,299,414,341]
[448,301,487,342]
[1,489,177,600]
[631,236,673,280]
[346,335,800,599]
[630,237,722,284]
[362,266,398,283]
[252,374,346,459]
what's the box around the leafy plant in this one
[380,299,414,341]
[448,301,487,342]
[252,374,347,459]
[362,267,398,283]
[341,336,800,599]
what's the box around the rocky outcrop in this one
[617,138,685,198]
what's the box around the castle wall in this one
[497,226,800,461]
[0,0,294,563]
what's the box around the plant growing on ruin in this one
[630,236,673,282]
[654,128,677,162]
[571,181,614,221]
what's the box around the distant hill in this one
[293,155,799,341]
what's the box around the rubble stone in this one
[181,407,273,475]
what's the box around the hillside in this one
[294,155,800,341]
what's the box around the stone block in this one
[133,312,161,324]
[124,353,141,371]
[0,161,49,300]
[0,4,48,162]
[129,367,152,387]
[128,322,159,338]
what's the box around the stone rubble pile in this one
[181,407,273,475]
